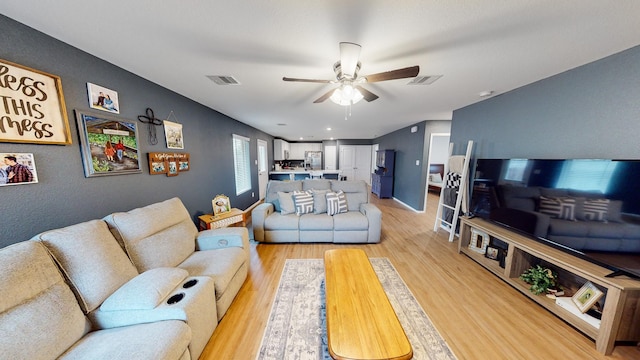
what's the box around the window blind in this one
[233,134,251,195]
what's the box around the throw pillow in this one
[311,189,330,214]
[583,198,609,222]
[539,196,577,221]
[326,190,348,216]
[277,191,296,215]
[293,190,314,215]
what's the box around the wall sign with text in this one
[0,58,72,145]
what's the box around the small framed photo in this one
[212,194,231,216]
[87,83,120,114]
[485,246,499,260]
[167,158,179,177]
[572,281,604,313]
[1,153,38,186]
[469,228,490,254]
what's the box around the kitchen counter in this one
[269,170,341,180]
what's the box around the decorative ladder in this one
[433,140,473,242]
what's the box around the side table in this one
[198,208,246,230]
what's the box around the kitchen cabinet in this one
[274,139,290,160]
[288,142,323,159]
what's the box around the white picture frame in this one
[572,281,604,313]
[1,152,38,186]
[87,83,120,114]
[163,120,184,149]
[469,228,490,254]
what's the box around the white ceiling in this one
[2,1,640,141]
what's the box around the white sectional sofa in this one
[0,197,249,360]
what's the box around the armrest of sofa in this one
[360,203,382,243]
[251,203,274,242]
[196,227,250,259]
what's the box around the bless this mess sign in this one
[0,58,71,145]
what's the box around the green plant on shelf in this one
[519,265,560,295]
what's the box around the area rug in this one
[256,258,456,360]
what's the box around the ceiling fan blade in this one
[355,86,379,102]
[339,42,361,78]
[364,65,420,83]
[282,77,332,83]
[313,88,336,103]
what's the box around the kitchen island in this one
[269,169,342,181]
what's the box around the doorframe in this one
[257,139,268,200]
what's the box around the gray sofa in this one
[252,179,382,243]
[0,197,249,360]
[496,185,640,252]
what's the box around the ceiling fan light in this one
[330,86,363,106]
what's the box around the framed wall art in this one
[87,83,120,114]
[1,152,38,186]
[75,109,141,177]
[163,120,184,149]
[0,58,72,145]
[148,152,189,176]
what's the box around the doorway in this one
[257,139,268,200]
[424,133,450,210]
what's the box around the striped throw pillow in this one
[539,196,577,221]
[326,190,348,216]
[293,190,314,215]
[583,198,609,222]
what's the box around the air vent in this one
[407,75,442,85]
[207,75,241,85]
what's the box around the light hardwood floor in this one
[200,193,640,360]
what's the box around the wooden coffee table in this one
[324,249,412,360]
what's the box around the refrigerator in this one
[304,151,322,170]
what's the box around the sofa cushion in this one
[539,196,578,221]
[0,241,89,360]
[100,268,189,311]
[299,213,334,230]
[293,190,314,215]
[302,179,331,191]
[264,212,300,230]
[59,320,191,360]
[327,190,348,216]
[32,219,138,313]
[266,181,302,212]
[311,189,330,214]
[178,247,247,300]
[333,211,369,230]
[104,197,198,272]
[277,191,296,215]
[331,180,368,211]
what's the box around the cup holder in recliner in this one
[167,293,185,305]
[183,279,198,289]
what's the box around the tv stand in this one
[459,217,640,355]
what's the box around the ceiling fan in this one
[283,42,420,105]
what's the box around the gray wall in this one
[0,15,273,247]
[450,45,640,159]
[375,120,451,211]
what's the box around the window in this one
[233,134,251,195]
[556,159,617,193]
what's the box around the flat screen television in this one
[469,158,640,279]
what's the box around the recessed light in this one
[327,127,332,131]
[299,137,303,140]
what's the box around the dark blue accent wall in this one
[450,45,640,159]
[375,120,451,211]
[0,15,273,247]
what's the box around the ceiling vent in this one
[407,75,442,85]
[207,75,241,85]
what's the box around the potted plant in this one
[519,265,561,295]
